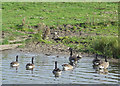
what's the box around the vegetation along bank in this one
[1,2,119,59]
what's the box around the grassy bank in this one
[2,2,119,58]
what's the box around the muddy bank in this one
[17,42,90,56]
[13,42,119,63]
[0,44,22,51]
[1,45,119,63]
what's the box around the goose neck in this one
[16,56,18,62]
[55,61,57,69]
[70,50,73,56]
[32,57,34,64]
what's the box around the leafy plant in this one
[92,36,119,58]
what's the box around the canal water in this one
[2,50,119,84]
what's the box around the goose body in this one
[26,57,35,70]
[92,54,101,66]
[53,61,62,76]
[26,63,35,69]
[62,62,74,71]
[53,68,62,75]
[69,55,78,64]
[98,56,109,69]
[69,48,82,64]
[10,55,19,67]
[11,62,19,67]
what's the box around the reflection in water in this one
[26,67,34,70]
[53,73,61,77]
[95,69,108,75]
[92,65,99,70]
[26,69,34,74]
[10,66,18,73]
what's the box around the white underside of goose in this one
[99,65,104,69]
[94,62,99,65]
[11,63,19,67]
[26,65,34,69]
[63,66,73,71]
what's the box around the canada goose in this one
[26,57,35,70]
[10,55,19,67]
[98,56,109,69]
[69,48,81,64]
[92,54,101,66]
[69,55,78,64]
[52,61,62,76]
[62,62,75,71]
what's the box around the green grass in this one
[2,2,119,58]
[17,44,25,48]
[2,2,118,28]
[58,36,119,58]
[2,38,9,45]
[2,2,118,37]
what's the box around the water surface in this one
[2,50,120,84]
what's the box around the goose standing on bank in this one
[10,55,19,67]
[26,57,35,70]
[53,61,62,76]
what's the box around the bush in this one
[92,36,119,58]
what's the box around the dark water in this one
[2,50,120,84]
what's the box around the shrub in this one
[92,36,119,58]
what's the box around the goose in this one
[26,57,35,70]
[10,55,19,67]
[52,61,62,76]
[62,62,75,71]
[69,48,82,64]
[98,56,109,69]
[92,54,101,66]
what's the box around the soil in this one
[15,42,119,63]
